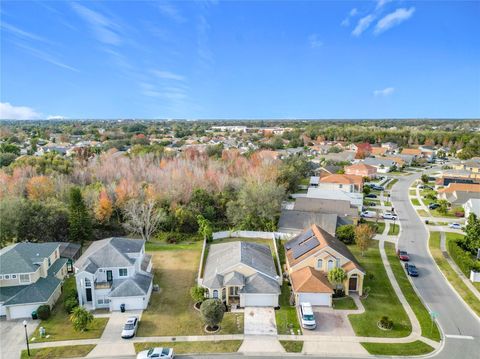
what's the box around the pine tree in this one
[69,187,92,244]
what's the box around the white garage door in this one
[109,297,145,311]
[0,303,6,316]
[8,304,39,319]
[242,294,278,307]
[298,293,331,307]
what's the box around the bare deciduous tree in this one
[122,196,165,241]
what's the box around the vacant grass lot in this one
[385,243,441,342]
[137,242,244,336]
[21,345,95,359]
[429,232,480,316]
[134,341,242,354]
[280,340,303,353]
[348,244,411,338]
[31,278,108,342]
[333,296,357,310]
[361,340,434,356]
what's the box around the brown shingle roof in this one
[345,163,376,172]
[290,266,333,293]
[401,148,422,155]
[319,174,363,186]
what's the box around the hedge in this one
[447,239,480,276]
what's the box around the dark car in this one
[365,194,378,198]
[428,203,440,210]
[365,202,377,207]
[371,185,384,191]
[397,250,410,261]
[405,263,419,277]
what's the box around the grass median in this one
[134,341,242,354]
[280,340,303,353]
[21,345,95,359]
[361,340,434,356]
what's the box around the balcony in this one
[94,281,112,289]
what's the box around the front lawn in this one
[333,296,357,310]
[21,345,95,359]
[361,340,434,356]
[410,198,421,206]
[388,223,400,236]
[280,340,303,353]
[430,209,460,218]
[137,243,243,336]
[276,282,301,335]
[134,341,242,354]
[429,232,480,316]
[366,221,385,234]
[409,190,417,196]
[31,278,108,342]
[348,244,411,338]
[385,243,441,342]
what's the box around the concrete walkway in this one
[439,231,480,301]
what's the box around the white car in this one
[361,211,376,218]
[449,223,462,229]
[137,347,174,359]
[382,212,398,220]
[300,302,316,330]
[121,316,139,339]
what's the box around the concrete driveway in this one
[0,318,38,359]
[302,306,355,336]
[243,307,276,335]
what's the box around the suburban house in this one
[0,243,68,320]
[74,238,153,312]
[381,142,398,152]
[437,183,480,205]
[317,174,364,192]
[453,159,480,174]
[363,157,396,173]
[435,170,480,187]
[463,199,480,223]
[294,197,359,218]
[304,187,363,208]
[351,143,372,159]
[344,163,377,178]
[313,165,342,177]
[401,148,422,159]
[200,241,281,307]
[383,156,406,169]
[371,147,388,156]
[284,225,365,307]
[320,150,356,164]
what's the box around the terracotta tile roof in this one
[285,224,365,273]
[384,156,405,166]
[401,148,422,155]
[438,183,480,194]
[319,174,364,186]
[290,266,333,293]
[371,147,388,155]
[345,163,376,172]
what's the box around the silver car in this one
[136,347,174,359]
[121,316,139,339]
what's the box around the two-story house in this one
[74,238,153,312]
[0,243,68,320]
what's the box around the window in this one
[12,275,17,279]
[98,299,104,304]
[339,184,343,188]
[213,290,218,299]
[4,275,10,280]
[19,274,30,283]
[327,260,334,271]
[48,258,51,266]
[119,268,128,277]
[85,278,91,287]
[317,259,323,269]
[0,275,3,279]
[336,258,341,268]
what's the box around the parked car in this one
[449,223,462,229]
[382,212,398,220]
[397,250,410,261]
[365,202,377,207]
[137,348,175,359]
[405,263,419,277]
[300,302,316,330]
[371,185,384,191]
[121,316,139,339]
[361,210,376,218]
[365,194,378,198]
[428,203,440,210]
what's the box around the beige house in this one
[285,224,365,307]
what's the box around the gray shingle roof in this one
[108,272,153,298]
[0,285,28,303]
[278,211,342,236]
[240,273,281,294]
[3,276,61,306]
[223,271,244,286]
[0,243,59,275]
[47,258,68,277]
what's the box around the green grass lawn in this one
[333,296,357,310]
[280,341,303,353]
[361,340,434,356]
[430,209,460,218]
[386,179,398,190]
[134,341,242,354]
[410,198,421,206]
[384,201,392,207]
[348,244,411,338]
[409,189,417,196]
[299,178,310,186]
[31,278,108,343]
[445,232,465,242]
[276,282,302,335]
[137,243,244,336]
[417,209,429,217]
[384,243,441,342]
[21,345,95,359]
[388,223,400,236]
[422,197,435,206]
[429,232,480,316]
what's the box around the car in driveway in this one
[449,223,462,229]
[382,212,398,220]
[300,302,316,330]
[361,210,376,218]
[121,316,139,339]
[365,194,378,198]
[137,348,174,359]
[397,250,410,261]
[428,203,440,210]
[371,185,384,191]
[405,263,419,277]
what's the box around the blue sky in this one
[1,0,479,119]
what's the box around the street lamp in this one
[23,320,30,357]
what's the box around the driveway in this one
[86,310,142,358]
[302,306,355,336]
[0,318,38,359]
[243,307,276,335]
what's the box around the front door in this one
[86,288,92,302]
[106,270,113,282]
[349,276,358,291]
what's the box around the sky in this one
[0,0,479,120]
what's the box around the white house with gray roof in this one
[74,238,153,312]
[199,241,281,307]
[0,242,67,320]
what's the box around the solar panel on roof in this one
[286,228,314,250]
[292,236,320,259]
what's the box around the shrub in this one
[64,297,79,314]
[447,239,480,276]
[200,299,225,330]
[64,288,78,301]
[190,286,206,303]
[379,316,393,330]
[37,305,51,320]
[70,307,94,332]
[336,225,355,245]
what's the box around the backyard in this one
[137,241,244,336]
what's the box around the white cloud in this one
[376,0,393,10]
[373,87,395,97]
[151,70,185,81]
[157,1,186,23]
[71,3,122,45]
[352,14,376,37]
[341,18,350,27]
[47,115,67,120]
[0,102,41,120]
[350,8,358,17]
[374,7,415,35]
[14,43,79,72]
[308,34,323,48]
[1,22,51,44]
[341,8,358,27]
